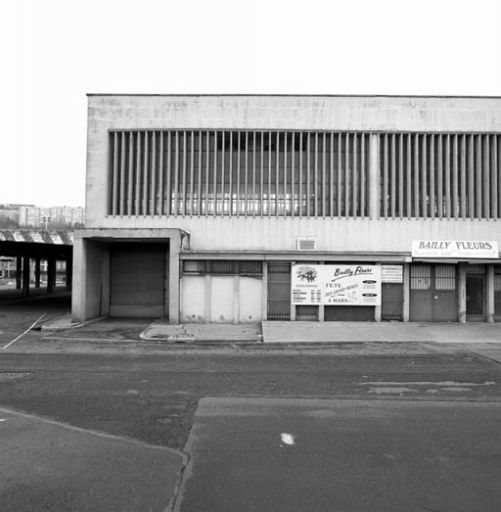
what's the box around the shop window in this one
[435,265,456,290]
[410,264,431,290]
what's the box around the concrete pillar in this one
[100,249,110,316]
[168,236,181,324]
[71,238,86,322]
[164,249,170,318]
[35,257,41,288]
[16,256,22,289]
[47,256,56,294]
[403,263,410,322]
[65,256,72,291]
[369,134,380,219]
[290,261,296,321]
[233,276,240,324]
[458,263,467,323]
[374,263,382,322]
[22,256,30,296]
[204,275,211,323]
[486,265,495,323]
[318,261,325,322]
[261,262,268,321]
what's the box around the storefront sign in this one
[381,265,403,283]
[291,264,381,306]
[412,240,498,259]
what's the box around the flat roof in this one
[86,93,501,99]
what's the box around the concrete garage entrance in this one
[72,229,184,324]
[110,244,166,318]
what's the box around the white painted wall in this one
[181,276,206,322]
[210,277,234,322]
[239,277,262,322]
[180,274,263,323]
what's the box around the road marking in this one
[281,433,295,445]
[44,336,137,342]
[0,407,184,454]
[0,419,6,422]
[2,313,47,350]
[359,381,495,387]
[368,387,418,395]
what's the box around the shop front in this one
[410,240,500,323]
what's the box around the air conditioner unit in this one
[296,238,317,251]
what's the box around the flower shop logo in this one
[296,266,318,283]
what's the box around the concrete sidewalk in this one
[262,321,501,344]
[42,317,501,345]
[140,320,501,344]
[140,321,262,343]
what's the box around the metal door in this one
[466,274,485,321]
[110,244,165,318]
[410,264,457,321]
[267,262,291,320]
[381,283,403,321]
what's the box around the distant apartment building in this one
[18,206,84,228]
[0,204,34,228]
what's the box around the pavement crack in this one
[166,450,191,512]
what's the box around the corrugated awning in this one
[0,230,73,245]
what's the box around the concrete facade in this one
[73,95,501,324]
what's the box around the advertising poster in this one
[381,265,403,283]
[291,264,381,306]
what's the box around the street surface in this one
[179,397,501,512]
[0,296,501,511]
[0,407,183,512]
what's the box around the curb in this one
[41,315,107,332]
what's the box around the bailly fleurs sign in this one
[412,240,499,259]
[291,264,381,306]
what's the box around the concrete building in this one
[0,204,34,228]
[73,95,501,324]
[19,206,84,228]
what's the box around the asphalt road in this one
[1,297,501,510]
[0,350,500,511]
[0,408,183,512]
[179,397,501,512]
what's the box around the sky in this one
[3,0,501,207]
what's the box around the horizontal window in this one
[182,260,263,276]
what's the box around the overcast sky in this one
[3,0,501,207]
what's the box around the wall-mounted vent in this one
[296,238,317,251]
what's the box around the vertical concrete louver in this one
[379,133,501,219]
[109,130,500,220]
[108,130,369,218]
